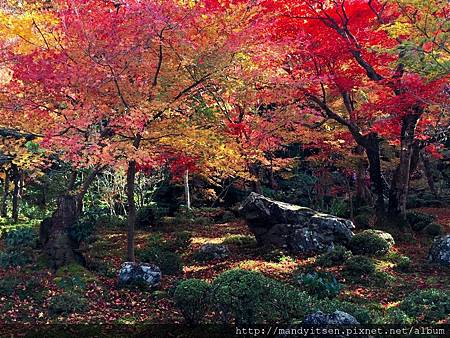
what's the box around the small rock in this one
[118,262,161,288]
[303,310,359,325]
[429,234,450,266]
[197,244,230,259]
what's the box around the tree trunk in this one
[40,194,82,269]
[1,169,10,217]
[12,164,20,223]
[354,146,373,208]
[363,133,385,215]
[126,160,137,262]
[421,152,438,197]
[39,167,102,269]
[184,169,191,210]
[389,114,420,217]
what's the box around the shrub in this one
[424,223,443,237]
[343,255,375,281]
[211,269,273,324]
[353,213,372,229]
[294,270,341,299]
[146,232,169,250]
[95,214,127,228]
[48,292,89,315]
[328,199,349,218]
[316,245,352,267]
[173,279,211,324]
[399,289,450,323]
[349,230,391,256]
[268,281,313,323]
[168,231,192,252]
[138,246,183,275]
[210,269,314,324]
[0,276,21,297]
[4,227,37,248]
[0,248,33,268]
[70,212,96,244]
[18,276,45,300]
[136,206,155,229]
[222,234,257,248]
[55,276,87,292]
[384,308,413,324]
[406,212,435,231]
[395,256,411,272]
[372,271,395,287]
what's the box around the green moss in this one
[55,263,97,283]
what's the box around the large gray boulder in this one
[240,193,354,253]
[429,234,450,266]
[303,310,359,325]
[118,262,161,288]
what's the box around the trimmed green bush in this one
[294,270,341,299]
[268,281,313,323]
[316,245,352,267]
[211,269,272,324]
[343,255,375,281]
[138,246,183,275]
[48,292,89,315]
[349,230,391,256]
[211,269,313,324]
[399,289,450,323]
[173,279,211,324]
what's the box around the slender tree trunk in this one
[421,152,438,197]
[126,160,137,262]
[363,133,385,215]
[125,135,141,263]
[389,114,420,217]
[1,169,10,217]
[184,169,191,210]
[12,164,20,223]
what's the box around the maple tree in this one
[251,0,449,218]
[0,0,448,270]
[0,0,265,265]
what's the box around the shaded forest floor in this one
[0,207,449,325]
